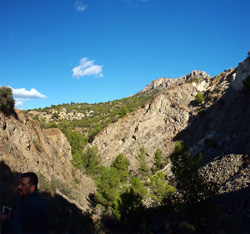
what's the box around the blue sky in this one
[1,0,250,110]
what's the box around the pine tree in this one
[136,146,150,178]
[153,148,163,171]
[0,87,15,115]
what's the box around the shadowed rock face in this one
[0,109,95,210]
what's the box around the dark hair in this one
[21,172,38,190]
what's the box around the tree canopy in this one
[0,87,15,115]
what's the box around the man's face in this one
[17,177,35,197]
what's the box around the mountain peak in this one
[141,70,210,92]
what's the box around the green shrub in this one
[88,125,102,143]
[111,153,130,182]
[153,148,163,171]
[46,122,58,129]
[52,112,59,119]
[94,167,121,207]
[112,188,143,221]
[190,77,199,83]
[129,177,148,199]
[136,146,150,178]
[118,106,128,118]
[195,93,204,104]
[0,87,15,115]
[80,146,101,175]
[174,140,187,156]
[147,171,176,203]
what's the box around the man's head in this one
[18,172,38,197]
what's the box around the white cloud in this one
[75,0,87,12]
[10,87,47,108]
[0,86,47,108]
[72,57,103,78]
[12,88,47,99]
[15,98,27,107]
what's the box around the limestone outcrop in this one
[141,70,211,92]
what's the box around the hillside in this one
[92,59,250,168]
[90,57,250,231]
[1,57,250,233]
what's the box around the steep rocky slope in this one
[92,58,249,166]
[90,58,250,230]
[92,77,211,170]
[92,57,250,190]
[0,109,95,210]
[91,57,250,228]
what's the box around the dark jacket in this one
[2,191,49,234]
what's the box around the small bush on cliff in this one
[0,86,15,115]
[195,93,204,104]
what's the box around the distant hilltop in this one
[141,70,211,92]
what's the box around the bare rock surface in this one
[141,70,211,92]
[0,109,95,210]
[92,79,211,171]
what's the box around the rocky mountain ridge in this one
[28,70,210,123]
[141,70,211,92]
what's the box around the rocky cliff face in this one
[92,57,250,187]
[92,77,211,171]
[179,70,211,81]
[141,70,210,92]
[0,109,95,210]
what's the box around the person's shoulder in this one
[25,191,45,204]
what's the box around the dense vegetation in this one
[28,90,159,166]
[78,142,219,233]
